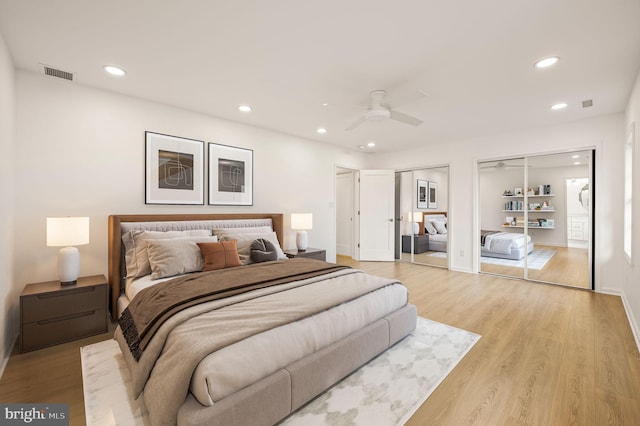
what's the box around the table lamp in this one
[406,212,423,234]
[291,213,313,251]
[46,217,90,286]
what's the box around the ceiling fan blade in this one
[345,116,366,131]
[389,110,423,126]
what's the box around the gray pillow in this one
[250,238,278,263]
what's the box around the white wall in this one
[10,70,367,337]
[367,114,624,286]
[0,30,16,374]
[623,69,640,346]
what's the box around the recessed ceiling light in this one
[358,145,365,150]
[550,102,568,110]
[317,127,327,134]
[367,142,376,147]
[103,65,126,76]
[321,103,329,107]
[571,154,580,159]
[574,161,581,165]
[534,56,559,69]
[238,105,252,112]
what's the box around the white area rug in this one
[81,317,480,426]
[481,249,556,270]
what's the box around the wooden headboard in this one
[420,211,448,235]
[108,213,284,321]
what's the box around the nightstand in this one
[284,248,327,261]
[402,234,429,254]
[20,274,109,352]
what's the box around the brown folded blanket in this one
[119,258,349,360]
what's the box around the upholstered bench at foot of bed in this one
[177,303,418,426]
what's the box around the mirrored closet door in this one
[478,151,593,289]
[396,166,449,268]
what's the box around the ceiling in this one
[1,0,639,154]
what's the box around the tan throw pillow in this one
[123,229,212,278]
[198,240,242,271]
[146,236,217,279]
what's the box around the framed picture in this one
[145,131,204,205]
[208,143,253,205]
[514,187,523,195]
[428,181,438,209]
[417,180,428,209]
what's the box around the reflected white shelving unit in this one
[502,194,556,230]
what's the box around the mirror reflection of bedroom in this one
[396,166,449,268]
[478,151,592,289]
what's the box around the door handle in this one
[389,219,394,222]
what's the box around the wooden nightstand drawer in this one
[22,284,106,323]
[21,308,107,352]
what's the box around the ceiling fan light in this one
[534,56,559,69]
[365,107,391,122]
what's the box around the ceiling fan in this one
[344,90,424,131]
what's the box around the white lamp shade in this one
[291,213,313,230]
[47,217,90,246]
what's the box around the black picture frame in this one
[208,143,253,206]
[145,131,204,205]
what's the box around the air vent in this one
[582,99,593,108]
[40,64,74,81]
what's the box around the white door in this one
[358,169,395,261]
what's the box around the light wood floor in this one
[481,245,590,289]
[405,245,590,289]
[1,260,638,425]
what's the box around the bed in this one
[421,212,448,252]
[108,213,417,426]
[480,229,534,260]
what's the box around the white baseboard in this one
[0,334,18,380]
[450,266,473,274]
[620,292,640,354]
[598,287,640,354]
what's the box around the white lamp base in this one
[58,246,80,286]
[296,231,308,251]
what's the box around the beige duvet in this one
[114,267,407,426]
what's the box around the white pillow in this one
[123,229,211,278]
[218,231,286,265]
[433,220,447,234]
[423,221,437,235]
[146,236,218,279]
